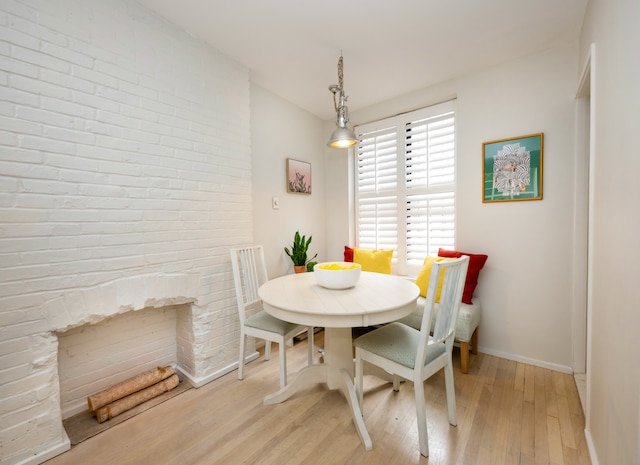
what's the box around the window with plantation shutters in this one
[354,100,456,276]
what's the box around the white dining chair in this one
[354,255,469,456]
[230,245,314,389]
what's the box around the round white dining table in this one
[258,271,419,451]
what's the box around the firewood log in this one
[87,365,175,412]
[94,374,180,423]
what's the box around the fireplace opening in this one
[56,304,193,445]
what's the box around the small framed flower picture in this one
[482,133,543,202]
[286,158,312,194]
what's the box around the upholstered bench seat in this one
[397,296,481,373]
[342,245,487,374]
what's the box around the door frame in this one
[574,42,595,428]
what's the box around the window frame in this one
[352,100,457,276]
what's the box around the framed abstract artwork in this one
[482,133,543,202]
[286,158,312,194]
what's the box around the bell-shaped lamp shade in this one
[327,126,357,148]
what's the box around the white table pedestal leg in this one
[323,327,354,385]
[324,327,372,450]
[263,364,327,404]
[263,327,372,451]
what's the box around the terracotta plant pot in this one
[294,265,306,274]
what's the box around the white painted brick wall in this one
[0,1,252,464]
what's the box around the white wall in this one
[250,83,327,278]
[325,42,581,373]
[578,1,640,464]
[0,1,252,463]
[456,44,579,370]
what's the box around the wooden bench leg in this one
[471,327,478,354]
[460,341,470,374]
[459,328,479,374]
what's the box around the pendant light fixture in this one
[327,54,357,149]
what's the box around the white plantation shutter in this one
[356,124,398,252]
[357,195,398,251]
[354,100,456,275]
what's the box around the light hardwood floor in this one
[46,331,591,465]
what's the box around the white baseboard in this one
[14,430,70,465]
[478,346,573,374]
[176,351,259,388]
[584,427,599,465]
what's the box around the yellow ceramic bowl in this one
[313,262,362,289]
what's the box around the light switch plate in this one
[272,196,279,209]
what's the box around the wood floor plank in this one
[449,352,487,465]
[515,361,526,393]
[548,415,565,465]
[534,366,551,465]
[45,331,591,465]
[479,357,510,464]
[546,369,559,419]
[524,363,536,403]
[521,398,536,462]
[557,385,577,450]
[458,353,495,465]
[506,362,525,463]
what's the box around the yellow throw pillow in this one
[415,256,456,300]
[353,248,393,274]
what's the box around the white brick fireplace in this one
[54,274,197,419]
[0,1,253,464]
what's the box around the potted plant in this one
[284,231,318,273]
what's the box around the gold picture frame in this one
[482,133,543,202]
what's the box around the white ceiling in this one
[135,0,588,120]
